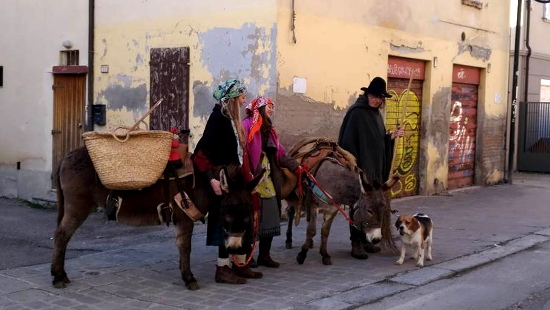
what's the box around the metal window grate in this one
[59,50,79,66]
[524,102,550,154]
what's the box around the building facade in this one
[0,0,512,201]
[0,0,89,201]
[511,1,550,173]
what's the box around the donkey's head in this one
[352,172,399,245]
[218,165,264,253]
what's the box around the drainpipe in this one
[87,0,95,131]
[524,0,532,102]
[507,0,523,184]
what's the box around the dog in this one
[395,213,433,267]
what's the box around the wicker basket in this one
[83,129,173,190]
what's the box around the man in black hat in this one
[337,76,404,259]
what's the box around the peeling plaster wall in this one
[276,0,510,194]
[94,0,277,150]
[0,0,89,199]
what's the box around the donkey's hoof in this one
[52,281,66,289]
[285,240,293,249]
[296,252,307,265]
[185,281,200,291]
[52,276,70,289]
[322,256,332,265]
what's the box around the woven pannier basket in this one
[82,129,173,190]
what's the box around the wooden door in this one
[52,74,86,173]
[149,47,190,143]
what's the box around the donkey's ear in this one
[246,168,266,193]
[358,170,372,194]
[382,175,399,191]
[219,166,230,193]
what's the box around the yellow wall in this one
[276,0,510,194]
[94,0,277,150]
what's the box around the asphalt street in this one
[0,172,549,309]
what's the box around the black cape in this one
[338,95,394,184]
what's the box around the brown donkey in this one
[51,146,262,290]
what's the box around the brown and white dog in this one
[395,213,433,267]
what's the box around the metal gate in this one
[517,102,550,172]
[386,56,425,198]
[448,65,480,190]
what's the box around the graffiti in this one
[449,101,474,166]
[385,88,421,197]
[387,64,421,79]
[456,69,467,80]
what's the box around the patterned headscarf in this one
[246,95,274,142]
[213,79,247,104]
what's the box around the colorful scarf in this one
[213,79,247,104]
[245,95,274,143]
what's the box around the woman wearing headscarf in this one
[242,95,300,268]
[192,79,262,284]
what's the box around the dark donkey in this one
[284,138,398,265]
[51,145,262,291]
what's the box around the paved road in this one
[0,172,549,309]
[0,198,176,270]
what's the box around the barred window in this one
[59,50,79,66]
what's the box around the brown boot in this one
[215,265,247,284]
[362,241,381,253]
[233,264,263,279]
[351,242,369,259]
[257,255,280,268]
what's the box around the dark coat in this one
[192,104,243,247]
[338,94,394,184]
[193,104,240,172]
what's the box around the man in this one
[338,76,404,259]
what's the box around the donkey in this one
[51,146,262,291]
[286,157,398,265]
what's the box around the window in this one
[545,4,550,21]
[541,79,550,102]
[59,50,79,66]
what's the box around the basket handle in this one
[108,98,163,143]
[110,121,148,143]
[129,98,164,132]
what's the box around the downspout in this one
[87,0,95,131]
[524,0,532,102]
[507,0,523,184]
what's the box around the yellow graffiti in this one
[385,88,421,197]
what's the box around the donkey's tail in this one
[54,162,65,227]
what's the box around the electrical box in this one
[92,104,106,126]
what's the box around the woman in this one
[243,95,300,268]
[192,79,262,284]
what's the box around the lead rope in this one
[231,210,259,267]
[302,169,355,226]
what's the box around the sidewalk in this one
[1,172,549,310]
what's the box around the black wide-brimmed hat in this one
[360,77,392,98]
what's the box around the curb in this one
[306,230,550,310]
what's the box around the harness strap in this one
[303,168,354,226]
